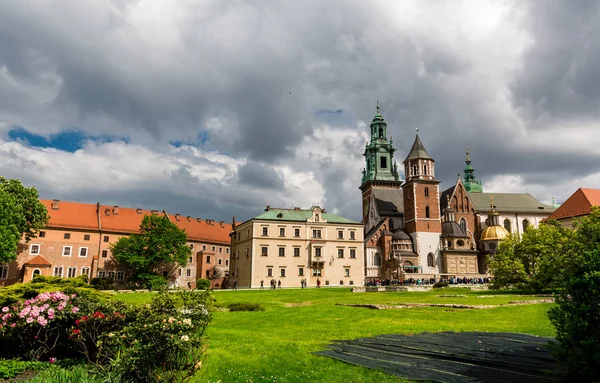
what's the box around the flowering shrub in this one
[70,310,129,364]
[0,291,81,359]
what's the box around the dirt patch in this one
[437,294,467,297]
[337,299,554,310]
[283,301,313,307]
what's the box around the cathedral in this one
[360,106,556,281]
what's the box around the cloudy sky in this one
[1,0,599,223]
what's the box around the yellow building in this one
[230,206,364,288]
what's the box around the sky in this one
[1,0,600,223]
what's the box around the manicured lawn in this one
[115,288,555,383]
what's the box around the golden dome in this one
[480,225,509,241]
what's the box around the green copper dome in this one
[463,147,483,193]
[361,104,399,184]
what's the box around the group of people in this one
[366,277,492,287]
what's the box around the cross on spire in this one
[376,100,380,113]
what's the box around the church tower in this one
[359,104,401,230]
[463,146,483,193]
[402,131,442,269]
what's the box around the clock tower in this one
[359,104,401,231]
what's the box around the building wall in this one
[478,213,548,237]
[231,219,364,288]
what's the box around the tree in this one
[488,220,570,292]
[110,214,191,286]
[548,207,600,381]
[0,177,49,264]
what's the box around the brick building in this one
[0,199,232,288]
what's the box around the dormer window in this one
[315,214,319,222]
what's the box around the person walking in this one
[233,279,237,290]
[260,280,264,289]
[277,280,282,289]
[316,278,321,288]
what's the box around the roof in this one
[99,205,158,233]
[373,188,404,217]
[404,134,433,162]
[441,221,469,238]
[440,186,455,211]
[546,188,600,221]
[24,255,52,267]
[468,193,555,214]
[252,208,360,224]
[480,225,510,241]
[42,200,99,230]
[168,214,232,245]
[392,230,411,241]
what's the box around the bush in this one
[196,278,210,290]
[24,365,129,383]
[228,303,265,312]
[433,281,449,289]
[90,278,115,291]
[0,359,49,380]
[136,274,167,291]
[0,276,92,307]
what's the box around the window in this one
[219,247,222,253]
[0,265,8,280]
[380,156,387,169]
[103,236,109,242]
[294,228,300,237]
[460,218,467,233]
[278,247,285,257]
[412,164,417,175]
[261,246,268,256]
[315,214,319,222]
[298,267,304,276]
[102,250,108,258]
[212,246,216,251]
[218,259,222,265]
[97,270,106,278]
[423,164,428,175]
[188,256,193,263]
[64,233,71,240]
[425,206,430,218]
[262,227,268,236]
[67,267,77,278]
[53,266,63,277]
[245,248,249,257]
[205,270,210,277]
[29,244,40,255]
[315,247,322,257]
[427,253,434,267]
[337,249,344,258]
[338,230,343,239]
[81,267,90,276]
[489,242,497,250]
[84,234,90,241]
[79,247,88,257]
[424,187,429,198]
[293,248,300,257]
[340,280,344,285]
[457,240,465,247]
[186,269,192,277]
[522,219,530,232]
[108,271,115,280]
[116,271,125,281]
[279,228,285,237]
[267,268,273,277]
[350,231,355,240]
[374,253,381,266]
[226,248,230,254]
[226,259,229,266]
[39,231,46,238]
[178,269,182,276]
[312,229,322,238]
[280,268,286,277]
[237,232,240,241]
[32,269,41,278]
[350,249,356,259]
[312,268,322,277]
[62,246,72,257]
[504,219,511,232]
[203,245,207,250]
[344,268,350,277]
[206,256,211,264]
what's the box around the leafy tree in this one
[548,207,600,381]
[0,177,49,264]
[489,220,570,292]
[110,215,191,286]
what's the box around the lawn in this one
[116,288,555,383]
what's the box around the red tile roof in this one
[24,255,52,267]
[41,200,99,230]
[39,199,231,244]
[547,188,600,220]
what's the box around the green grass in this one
[115,288,555,383]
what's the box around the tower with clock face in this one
[359,105,402,233]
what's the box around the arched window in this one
[378,127,383,138]
[425,206,430,218]
[423,164,428,175]
[522,219,530,232]
[427,253,434,267]
[315,214,319,222]
[457,240,465,247]
[412,164,417,175]
[403,260,414,273]
[504,219,511,232]
[424,187,429,198]
[460,218,467,233]
[32,269,41,278]
[374,253,381,266]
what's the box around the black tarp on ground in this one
[316,332,557,383]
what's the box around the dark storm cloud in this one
[237,162,285,190]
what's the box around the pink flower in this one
[26,317,34,324]
[49,357,56,364]
[10,323,16,328]
[2,307,8,313]
[37,316,47,326]
[71,307,80,313]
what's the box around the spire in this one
[404,132,432,162]
[463,145,483,193]
[487,195,500,226]
[361,103,399,184]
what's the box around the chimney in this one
[151,210,158,215]
[52,199,60,210]
[265,205,271,211]
[175,214,180,221]
[220,221,225,228]
[104,208,111,216]
[186,216,191,221]
[113,206,119,215]
[196,218,202,223]
[136,208,142,214]
[232,216,236,227]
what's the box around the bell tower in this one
[402,130,441,268]
[359,103,401,228]
[463,146,483,193]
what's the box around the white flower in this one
[183,318,192,326]
[181,335,189,342]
